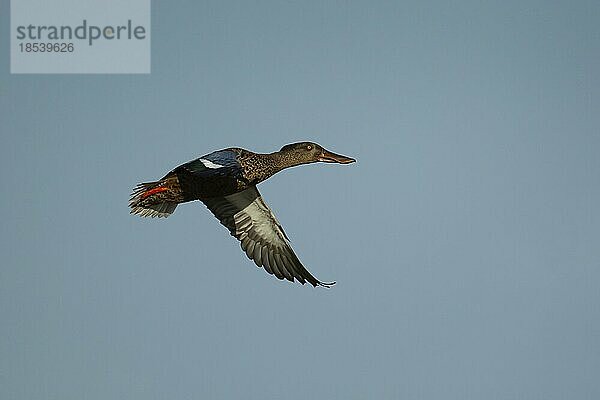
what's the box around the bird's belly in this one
[180,175,250,200]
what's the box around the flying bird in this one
[129,142,355,287]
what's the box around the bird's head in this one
[278,142,356,165]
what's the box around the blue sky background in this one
[1,1,599,399]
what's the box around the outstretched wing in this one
[201,186,335,288]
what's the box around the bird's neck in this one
[271,151,308,170]
[245,152,307,183]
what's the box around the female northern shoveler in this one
[129,142,355,288]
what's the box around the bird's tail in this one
[129,179,180,218]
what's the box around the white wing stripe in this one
[199,158,224,169]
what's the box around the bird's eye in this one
[306,145,312,151]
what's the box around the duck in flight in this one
[129,142,355,288]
